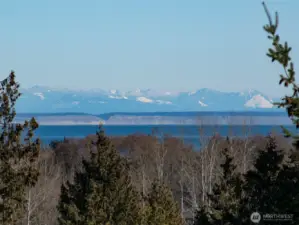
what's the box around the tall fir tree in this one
[0,71,40,224]
[195,138,299,225]
[142,179,183,225]
[57,127,140,225]
[236,136,299,225]
[194,148,243,225]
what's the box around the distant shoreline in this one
[13,111,292,126]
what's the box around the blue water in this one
[34,125,297,146]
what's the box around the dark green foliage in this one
[241,137,283,210]
[195,149,242,225]
[57,127,140,225]
[195,137,299,225]
[0,71,40,224]
[143,180,183,225]
[239,136,299,224]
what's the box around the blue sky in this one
[0,0,298,97]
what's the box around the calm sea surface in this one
[35,125,297,146]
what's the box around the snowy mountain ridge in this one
[17,86,280,113]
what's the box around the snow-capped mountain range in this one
[16,86,281,113]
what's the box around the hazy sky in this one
[0,0,298,97]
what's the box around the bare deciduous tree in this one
[22,150,62,225]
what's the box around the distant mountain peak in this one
[33,92,45,100]
[188,91,196,96]
[17,86,279,113]
[110,89,117,94]
[198,100,208,107]
[136,96,153,103]
[244,94,273,109]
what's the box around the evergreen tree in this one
[195,148,242,225]
[142,179,183,225]
[239,136,290,224]
[57,127,140,225]
[0,71,40,224]
[195,137,299,225]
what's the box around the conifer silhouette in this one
[195,149,242,225]
[143,179,183,225]
[0,71,40,224]
[57,127,140,225]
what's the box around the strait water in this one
[35,125,297,146]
